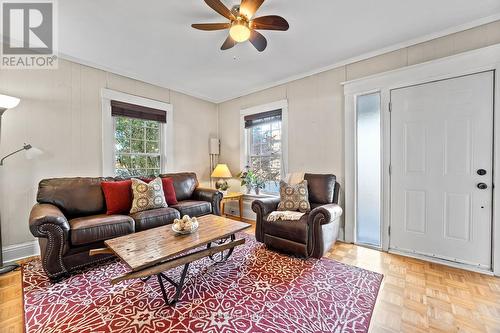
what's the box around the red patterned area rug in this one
[23,234,383,333]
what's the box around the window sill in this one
[242,193,279,200]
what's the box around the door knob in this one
[477,183,488,190]
[477,169,487,176]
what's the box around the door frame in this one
[343,44,500,275]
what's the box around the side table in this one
[221,192,244,221]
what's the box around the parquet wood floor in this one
[1,223,499,333]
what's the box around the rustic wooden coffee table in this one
[90,215,250,305]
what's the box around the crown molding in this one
[58,13,500,104]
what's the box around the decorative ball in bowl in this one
[172,215,199,235]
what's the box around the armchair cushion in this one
[69,214,134,246]
[263,213,309,244]
[277,180,310,213]
[304,173,336,204]
[170,200,212,217]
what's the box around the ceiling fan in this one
[192,0,289,52]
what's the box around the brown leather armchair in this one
[252,173,343,258]
[29,173,222,281]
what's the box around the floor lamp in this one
[0,94,21,275]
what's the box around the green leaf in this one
[147,156,160,168]
[146,141,159,154]
[146,127,159,141]
[131,140,144,153]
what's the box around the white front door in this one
[390,71,494,270]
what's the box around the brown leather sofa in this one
[28,172,222,281]
[252,173,343,258]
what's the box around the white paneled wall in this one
[218,20,500,238]
[1,19,500,254]
[0,59,217,247]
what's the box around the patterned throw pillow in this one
[130,178,168,214]
[277,180,311,213]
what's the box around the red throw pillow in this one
[161,177,178,205]
[101,180,132,215]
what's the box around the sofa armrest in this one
[29,203,70,237]
[192,188,223,215]
[251,197,281,217]
[28,203,70,281]
[308,203,343,226]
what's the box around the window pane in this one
[146,141,159,154]
[147,156,160,169]
[247,118,282,194]
[131,140,144,153]
[146,127,159,141]
[114,116,162,177]
[356,92,381,247]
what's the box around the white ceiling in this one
[59,0,500,103]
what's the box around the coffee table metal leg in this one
[156,263,190,306]
[207,234,236,263]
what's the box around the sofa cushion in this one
[159,173,198,201]
[130,207,180,231]
[37,177,113,217]
[161,177,178,205]
[130,178,168,214]
[170,200,211,217]
[263,213,309,244]
[69,214,134,246]
[304,173,336,205]
[101,180,132,215]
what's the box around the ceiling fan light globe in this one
[229,23,250,42]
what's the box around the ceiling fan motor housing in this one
[230,5,241,17]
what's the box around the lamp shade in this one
[0,94,20,110]
[211,164,232,178]
[25,146,43,160]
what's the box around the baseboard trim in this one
[2,240,40,263]
[389,248,494,276]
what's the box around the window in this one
[114,117,162,177]
[245,109,283,193]
[356,92,381,247]
[111,99,166,177]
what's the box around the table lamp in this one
[211,164,232,193]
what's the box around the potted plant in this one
[237,167,256,194]
[253,176,266,195]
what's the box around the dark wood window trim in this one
[111,100,167,123]
[244,109,282,129]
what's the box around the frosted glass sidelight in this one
[356,93,381,247]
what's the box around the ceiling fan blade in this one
[249,30,267,52]
[240,0,265,19]
[192,23,231,31]
[204,0,235,20]
[221,35,237,50]
[252,15,289,31]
